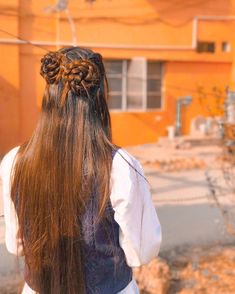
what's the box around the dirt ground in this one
[167,245,235,294]
[134,245,235,294]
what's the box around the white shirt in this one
[0,146,162,294]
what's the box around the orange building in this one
[0,0,234,155]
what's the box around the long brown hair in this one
[11,47,115,293]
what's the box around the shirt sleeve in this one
[0,146,23,256]
[110,149,162,267]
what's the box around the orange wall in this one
[111,61,230,146]
[164,61,230,134]
[0,0,235,154]
[0,1,20,154]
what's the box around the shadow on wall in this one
[0,76,20,157]
[146,0,231,18]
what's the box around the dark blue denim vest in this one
[79,149,132,293]
[81,190,133,294]
[23,150,133,293]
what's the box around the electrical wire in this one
[0,28,49,52]
[0,10,194,27]
[65,15,194,27]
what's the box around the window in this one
[197,41,215,53]
[147,62,162,109]
[222,42,231,52]
[104,59,163,111]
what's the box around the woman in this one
[0,47,161,294]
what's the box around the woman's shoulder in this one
[113,148,139,164]
[0,146,20,177]
[112,148,143,175]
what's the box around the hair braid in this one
[40,50,102,106]
[62,60,100,96]
[40,52,63,84]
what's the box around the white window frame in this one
[106,59,163,112]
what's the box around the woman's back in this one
[0,47,161,294]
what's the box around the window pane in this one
[104,60,122,75]
[127,95,142,110]
[147,61,162,109]
[147,94,161,109]
[147,62,162,76]
[127,59,145,77]
[108,78,122,92]
[104,60,123,110]
[108,95,122,109]
[197,41,215,53]
[127,77,143,94]
[147,79,161,92]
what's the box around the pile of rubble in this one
[143,157,206,172]
[127,138,222,173]
[134,258,170,294]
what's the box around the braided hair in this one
[40,48,104,106]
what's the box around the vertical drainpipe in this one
[225,92,235,124]
[175,96,192,136]
[175,100,182,136]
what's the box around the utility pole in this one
[45,0,77,47]
[55,0,68,48]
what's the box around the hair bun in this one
[62,60,100,95]
[40,52,62,84]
